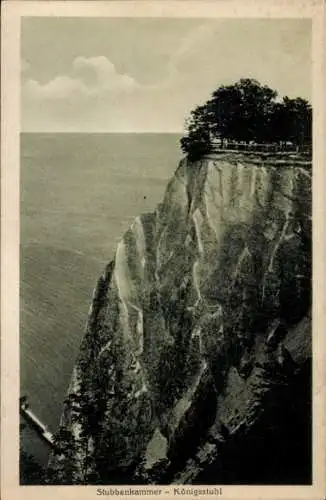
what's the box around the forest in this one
[180,78,312,161]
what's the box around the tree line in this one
[180,78,312,161]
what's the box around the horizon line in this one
[20,130,184,134]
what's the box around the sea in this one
[20,132,181,464]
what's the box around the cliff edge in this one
[49,152,312,485]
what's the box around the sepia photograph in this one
[1,1,326,499]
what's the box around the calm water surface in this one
[20,132,181,439]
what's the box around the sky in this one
[21,17,312,133]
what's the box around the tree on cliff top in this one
[180,104,213,162]
[180,78,312,160]
[209,79,277,144]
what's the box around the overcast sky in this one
[21,17,311,133]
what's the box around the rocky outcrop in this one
[48,152,312,485]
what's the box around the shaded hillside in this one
[48,152,312,485]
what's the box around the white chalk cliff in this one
[49,152,312,485]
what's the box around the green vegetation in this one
[20,449,46,485]
[180,78,312,161]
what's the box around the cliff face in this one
[49,153,312,485]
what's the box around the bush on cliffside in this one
[20,450,46,485]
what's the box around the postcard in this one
[1,1,325,499]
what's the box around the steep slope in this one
[48,152,312,485]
